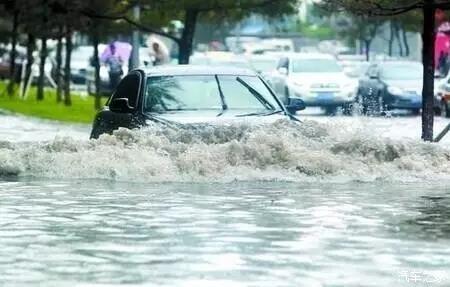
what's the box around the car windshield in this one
[381,64,423,80]
[291,58,342,73]
[144,75,279,113]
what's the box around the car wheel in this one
[324,106,337,116]
[342,103,352,116]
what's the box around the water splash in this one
[0,120,449,182]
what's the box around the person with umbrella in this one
[104,43,124,89]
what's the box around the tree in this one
[345,15,384,60]
[321,0,450,142]
[82,0,298,64]
[1,0,21,96]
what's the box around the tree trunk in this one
[402,27,410,57]
[23,33,36,97]
[359,39,364,55]
[56,27,63,103]
[37,37,47,101]
[421,1,436,142]
[64,32,72,106]
[93,30,101,110]
[7,10,19,96]
[394,22,404,57]
[364,39,371,61]
[178,9,199,64]
[388,21,394,57]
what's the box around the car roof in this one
[374,60,423,68]
[286,53,336,60]
[143,65,257,76]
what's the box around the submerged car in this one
[90,66,305,139]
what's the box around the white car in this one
[190,52,252,69]
[270,53,358,114]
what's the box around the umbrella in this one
[100,41,132,64]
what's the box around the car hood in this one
[146,110,290,125]
[384,79,423,93]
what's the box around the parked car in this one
[50,45,93,85]
[357,61,423,115]
[434,72,450,117]
[270,53,357,114]
[90,66,305,139]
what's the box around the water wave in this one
[0,120,449,182]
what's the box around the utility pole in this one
[130,4,140,70]
[421,0,436,141]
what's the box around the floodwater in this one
[0,112,450,286]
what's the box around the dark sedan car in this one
[357,61,423,115]
[90,66,305,139]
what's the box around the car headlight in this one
[387,86,404,95]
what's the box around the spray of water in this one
[0,120,449,182]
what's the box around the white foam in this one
[0,119,449,182]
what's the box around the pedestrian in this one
[150,42,169,66]
[104,43,123,90]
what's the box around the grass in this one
[0,81,103,124]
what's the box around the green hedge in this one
[0,82,102,124]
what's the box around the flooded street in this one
[0,181,449,286]
[1,113,450,286]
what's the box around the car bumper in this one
[293,92,354,107]
[387,96,422,110]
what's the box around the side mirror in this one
[109,98,134,113]
[286,98,306,114]
[278,67,288,76]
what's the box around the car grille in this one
[310,83,339,89]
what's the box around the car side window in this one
[110,73,141,107]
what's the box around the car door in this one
[90,71,145,139]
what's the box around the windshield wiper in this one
[236,77,275,110]
[215,75,228,116]
[235,110,284,117]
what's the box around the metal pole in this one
[434,122,450,142]
[130,5,140,69]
